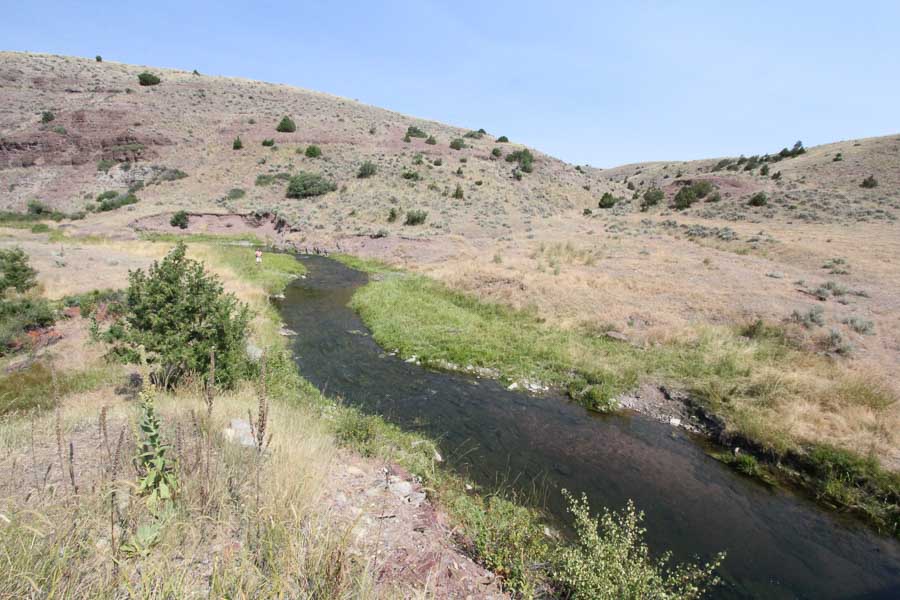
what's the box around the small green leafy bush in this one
[101,243,250,388]
[286,172,337,198]
[449,138,465,150]
[304,145,322,158]
[170,210,189,229]
[505,149,534,173]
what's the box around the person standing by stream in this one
[255,248,262,266]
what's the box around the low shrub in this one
[452,184,464,199]
[406,126,427,138]
[748,192,768,206]
[673,187,697,210]
[640,188,664,210]
[860,175,878,189]
[95,55,102,62]
[304,145,322,158]
[261,138,275,147]
[505,149,534,173]
[41,111,55,123]
[137,72,161,86]
[404,209,428,225]
[387,207,398,223]
[286,172,337,198]
[98,193,139,212]
[553,490,724,599]
[491,147,502,158]
[401,170,420,181]
[227,188,246,200]
[598,192,618,209]
[276,116,297,132]
[497,135,509,143]
[425,135,437,145]
[232,136,243,150]
[449,138,465,150]
[170,210,189,229]
[357,161,377,178]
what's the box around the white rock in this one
[507,382,519,390]
[669,417,682,427]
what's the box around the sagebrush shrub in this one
[497,135,509,143]
[860,175,878,189]
[41,111,54,123]
[232,136,243,150]
[452,184,464,199]
[305,145,322,158]
[449,138,465,150]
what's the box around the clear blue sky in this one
[4,1,899,166]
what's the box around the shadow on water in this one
[277,255,900,599]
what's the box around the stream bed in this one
[277,255,900,599]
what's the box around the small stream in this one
[277,255,900,599]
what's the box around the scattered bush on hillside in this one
[41,111,55,123]
[403,133,411,143]
[276,116,297,132]
[760,164,770,176]
[305,145,322,158]
[97,158,116,172]
[491,147,502,158]
[771,171,782,180]
[449,138,465,150]
[673,187,697,210]
[286,172,337,198]
[406,126,427,138]
[95,55,102,62]
[748,192,768,206]
[433,158,443,166]
[464,130,484,139]
[227,188,246,200]
[506,148,534,173]
[860,175,878,189]
[232,136,243,150]
[98,193,139,212]
[101,243,250,388]
[833,153,843,162]
[357,161,377,178]
[497,135,509,143]
[405,209,428,225]
[387,207,398,223]
[401,170,421,181]
[425,135,437,145]
[0,248,54,354]
[598,193,618,209]
[137,72,161,86]
[640,188,664,211]
[261,138,275,147]
[452,184,464,199]
[170,210,189,229]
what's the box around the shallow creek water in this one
[277,255,900,599]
